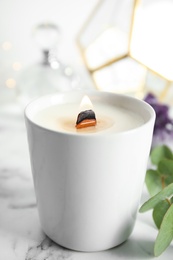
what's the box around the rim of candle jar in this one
[24,90,156,137]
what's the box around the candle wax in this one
[33,102,144,134]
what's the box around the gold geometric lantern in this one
[77,0,173,101]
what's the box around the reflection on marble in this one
[0,103,173,260]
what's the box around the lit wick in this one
[76,95,97,129]
[76,109,96,129]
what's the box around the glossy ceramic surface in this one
[25,91,155,251]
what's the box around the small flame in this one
[80,95,93,111]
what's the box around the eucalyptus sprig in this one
[139,145,173,257]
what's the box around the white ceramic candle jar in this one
[25,90,155,252]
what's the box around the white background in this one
[0,0,98,102]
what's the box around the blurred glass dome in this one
[17,22,80,107]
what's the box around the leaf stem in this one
[161,175,171,205]
[166,198,171,205]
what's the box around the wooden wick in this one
[76,109,96,129]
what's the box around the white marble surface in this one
[1,103,173,260]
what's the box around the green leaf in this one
[158,159,173,185]
[145,169,162,196]
[139,183,173,213]
[151,145,173,166]
[154,204,173,257]
[152,200,170,229]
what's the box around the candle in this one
[33,95,144,134]
[25,90,155,252]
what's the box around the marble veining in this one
[0,104,173,260]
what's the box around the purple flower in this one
[144,93,173,146]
